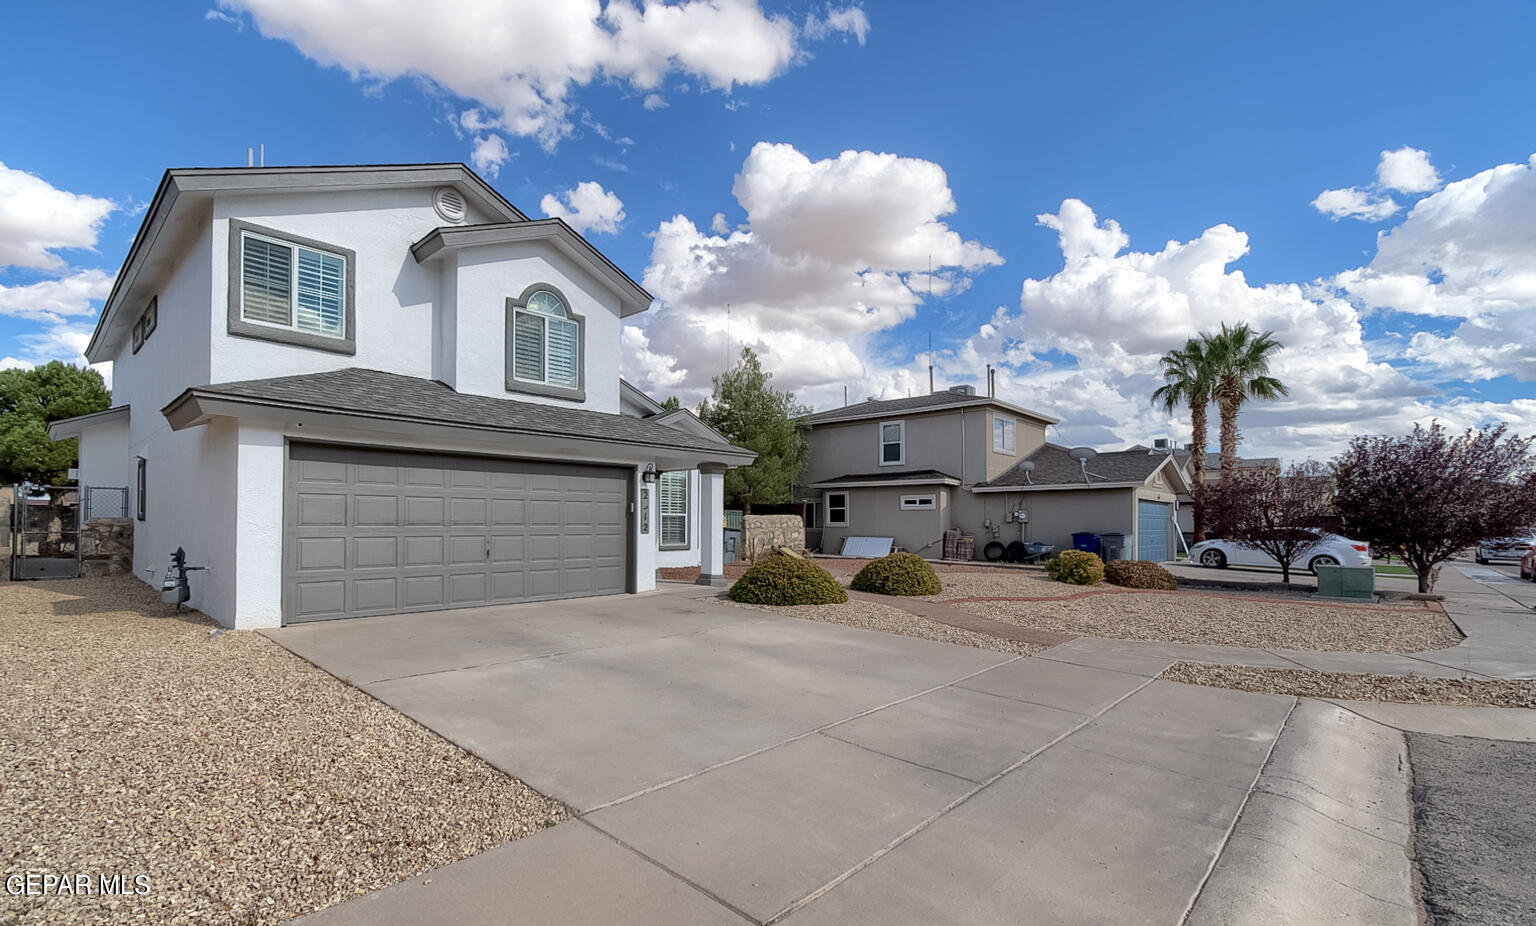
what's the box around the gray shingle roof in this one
[810,469,960,486]
[978,444,1172,489]
[174,367,750,455]
[799,391,1057,426]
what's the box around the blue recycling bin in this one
[1071,532,1101,555]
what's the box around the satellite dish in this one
[1067,447,1098,462]
[1018,460,1036,471]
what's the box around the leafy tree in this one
[0,362,111,485]
[698,347,809,512]
[1152,337,1215,542]
[1332,422,1536,592]
[1222,460,1334,584]
[1203,322,1288,536]
[659,395,682,412]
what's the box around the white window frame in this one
[505,284,585,401]
[658,470,690,551]
[993,415,1016,454]
[899,494,936,511]
[825,491,849,527]
[239,229,349,339]
[878,420,906,466]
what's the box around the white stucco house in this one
[49,164,752,629]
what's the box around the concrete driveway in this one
[270,585,1306,925]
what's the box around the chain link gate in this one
[9,485,81,580]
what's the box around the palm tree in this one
[1152,338,1215,542]
[1202,322,1288,536]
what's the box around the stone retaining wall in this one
[742,514,806,562]
[81,518,133,577]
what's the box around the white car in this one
[1190,533,1371,573]
[1475,533,1536,565]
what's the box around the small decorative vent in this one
[433,186,467,223]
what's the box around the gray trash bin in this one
[1100,532,1126,561]
[723,528,742,564]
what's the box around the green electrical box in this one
[1315,564,1375,600]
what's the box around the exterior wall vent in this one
[433,186,468,224]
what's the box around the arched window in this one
[508,287,582,394]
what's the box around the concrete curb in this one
[1186,699,1420,925]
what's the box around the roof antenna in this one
[246,146,253,167]
[260,143,265,167]
[1068,447,1102,484]
[928,329,934,395]
[843,384,848,407]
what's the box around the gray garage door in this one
[284,443,629,623]
[1137,499,1171,563]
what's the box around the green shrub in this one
[1045,550,1104,585]
[1103,559,1178,590]
[849,552,942,597]
[728,555,848,605]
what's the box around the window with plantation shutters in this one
[239,230,348,338]
[508,287,583,395]
[659,470,689,549]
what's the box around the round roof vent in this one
[433,186,467,223]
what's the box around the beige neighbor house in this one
[796,386,1191,563]
[1167,450,1280,542]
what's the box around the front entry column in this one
[695,464,727,587]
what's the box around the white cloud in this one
[1333,153,1536,382]
[0,269,115,322]
[642,92,668,109]
[219,0,865,151]
[803,6,869,45]
[203,8,243,28]
[468,133,511,177]
[1311,186,1401,222]
[710,211,731,234]
[1377,146,1441,194]
[540,180,626,235]
[0,163,116,270]
[624,141,1000,400]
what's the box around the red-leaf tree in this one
[1222,460,1335,584]
[1332,423,1536,592]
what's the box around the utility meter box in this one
[1316,564,1374,600]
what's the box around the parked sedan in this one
[1475,533,1536,565]
[1190,533,1371,573]
[1521,546,1536,582]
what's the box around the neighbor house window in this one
[506,285,585,400]
[879,421,905,465]
[900,494,936,510]
[826,491,849,526]
[659,470,689,549]
[993,416,1016,453]
[802,501,822,530]
[228,220,355,354]
[135,457,146,521]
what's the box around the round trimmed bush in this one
[727,556,848,605]
[849,552,942,597]
[1044,550,1104,585]
[1103,559,1178,590]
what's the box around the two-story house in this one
[48,164,753,629]
[796,386,1188,562]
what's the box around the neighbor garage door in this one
[284,443,629,623]
[1137,499,1171,563]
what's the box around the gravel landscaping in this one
[722,596,1042,656]
[1,577,568,926]
[942,580,1462,653]
[1162,662,1536,708]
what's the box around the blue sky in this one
[2,0,1533,459]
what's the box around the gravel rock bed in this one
[1,577,569,926]
[723,597,1041,656]
[1163,662,1536,708]
[928,572,1121,601]
[946,587,1461,653]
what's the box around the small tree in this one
[659,395,682,412]
[0,361,111,485]
[1333,423,1536,593]
[698,347,810,512]
[1223,460,1334,584]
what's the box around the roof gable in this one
[976,443,1190,492]
[799,391,1057,427]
